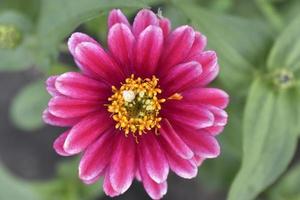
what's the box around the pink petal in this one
[136,169,142,182]
[108,23,135,75]
[140,133,169,184]
[177,126,220,158]
[132,9,159,36]
[83,174,101,185]
[159,17,171,38]
[53,130,71,156]
[160,61,202,96]
[63,112,113,154]
[103,169,121,197]
[46,76,60,96]
[206,105,228,126]
[42,109,80,127]
[204,125,225,136]
[79,128,114,182]
[158,25,195,73]
[159,119,194,159]
[74,42,124,85]
[68,32,98,56]
[48,96,100,118]
[55,72,110,101]
[134,25,163,77]
[164,144,198,179]
[187,31,207,58]
[163,102,214,129]
[187,51,219,86]
[193,155,205,167]
[182,88,229,109]
[74,59,99,79]
[138,147,168,200]
[108,9,130,29]
[109,135,136,194]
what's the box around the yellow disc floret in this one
[107,75,166,136]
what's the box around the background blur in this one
[1,0,300,200]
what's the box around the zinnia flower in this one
[43,8,229,199]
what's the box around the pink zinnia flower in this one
[43,9,229,199]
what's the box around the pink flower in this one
[43,9,229,199]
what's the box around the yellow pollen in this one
[168,93,183,100]
[107,75,165,136]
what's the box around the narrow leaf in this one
[228,78,298,200]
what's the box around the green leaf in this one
[173,2,273,91]
[0,165,38,200]
[228,78,298,200]
[10,80,49,131]
[268,163,300,200]
[267,14,300,72]
[35,159,103,200]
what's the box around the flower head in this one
[43,8,229,199]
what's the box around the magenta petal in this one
[108,9,130,29]
[74,42,124,85]
[108,23,135,74]
[109,135,136,194]
[79,129,114,182]
[188,50,218,86]
[159,119,194,159]
[206,105,228,126]
[164,145,198,179]
[187,32,207,58]
[160,61,202,96]
[204,126,225,136]
[134,25,163,77]
[193,155,205,167]
[159,25,195,72]
[55,72,109,101]
[159,17,171,38]
[178,127,220,158]
[140,133,169,184]
[46,76,60,96]
[138,148,168,200]
[53,130,72,156]
[64,112,112,154]
[68,32,98,56]
[182,88,229,109]
[163,102,214,129]
[43,109,80,127]
[132,9,159,36]
[48,96,99,118]
[104,169,121,197]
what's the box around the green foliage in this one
[268,162,300,200]
[35,159,102,200]
[10,80,49,131]
[228,78,298,200]
[0,165,39,200]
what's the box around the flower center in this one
[107,75,166,136]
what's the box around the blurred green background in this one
[0,0,300,199]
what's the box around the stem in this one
[255,0,283,31]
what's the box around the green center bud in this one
[272,69,294,89]
[0,24,21,49]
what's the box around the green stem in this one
[255,0,283,31]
